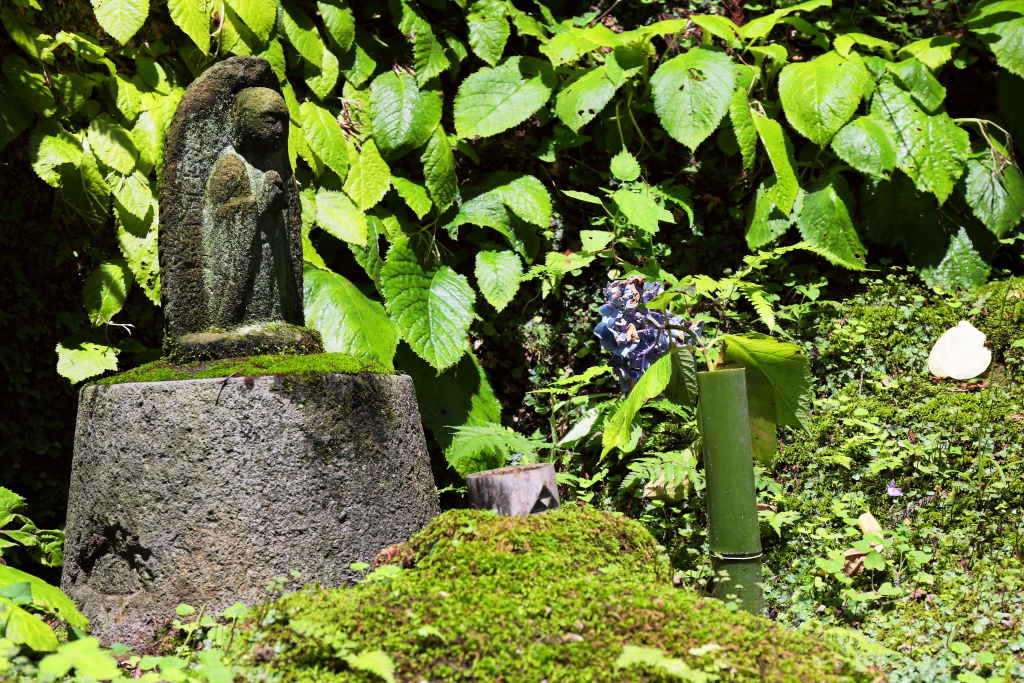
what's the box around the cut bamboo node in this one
[466,463,560,517]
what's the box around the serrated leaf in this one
[612,188,673,233]
[301,102,349,178]
[315,188,368,246]
[421,125,457,210]
[381,238,476,371]
[729,64,758,169]
[306,48,339,100]
[778,50,867,145]
[84,259,133,324]
[602,352,673,455]
[751,112,799,214]
[56,337,118,384]
[871,74,969,203]
[29,120,83,187]
[58,153,110,225]
[888,58,945,113]
[475,250,522,311]
[38,638,122,680]
[555,65,617,133]
[370,72,442,158]
[0,566,88,629]
[115,208,160,305]
[747,176,797,250]
[736,0,831,39]
[318,0,354,51]
[90,0,148,45]
[303,265,398,365]
[4,54,55,117]
[897,36,958,69]
[340,33,377,88]
[964,151,1024,237]
[413,23,451,85]
[280,0,324,65]
[665,347,698,408]
[835,33,893,58]
[343,139,391,210]
[454,56,553,139]
[467,0,510,66]
[492,173,551,226]
[168,0,210,54]
[224,0,276,41]
[87,113,138,175]
[539,30,598,67]
[0,598,58,652]
[971,7,1024,78]
[110,169,153,220]
[796,175,867,270]
[920,226,991,290]
[690,14,741,46]
[392,177,432,219]
[651,46,735,150]
[830,115,897,178]
[108,74,142,121]
[610,148,640,181]
[721,333,812,434]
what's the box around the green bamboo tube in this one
[698,368,763,615]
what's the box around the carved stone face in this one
[232,87,288,154]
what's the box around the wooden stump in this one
[466,463,560,517]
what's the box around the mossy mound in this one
[91,352,393,386]
[236,507,871,682]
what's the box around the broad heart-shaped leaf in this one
[0,598,58,652]
[887,58,946,113]
[84,259,134,325]
[778,50,867,145]
[90,0,149,45]
[167,0,210,54]
[280,0,324,65]
[454,57,554,139]
[720,333,812,435]
[303,265,399,366]
[602,352,673,456]
[301,102,349,178]
[871,74,970,204]
[612,188,673,233]
[475,250,523,311]
[920,227,991,291]
[964,148,1024,237]
[610,148,641,182]
[0,566,88,629]
[344,139,391,210]
[830,115,897,178]
[651,46,735,151]
[467,0,510,66]
[421,125,457,210]
[751,112,799,215]
[370,72,442,158]
[381,238,476,371]
[225,0,276,41]
[315,189,368,246]
[555,65,618,133]
[391,177,432,219]
[796,175,867,270]
[318,0,354,51]
[729,65,758,170]
[87,113,137,174]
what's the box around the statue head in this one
[232,87,288,156]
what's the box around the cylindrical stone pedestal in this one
[62,372,438,648]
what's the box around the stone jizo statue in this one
[160,57,321,360]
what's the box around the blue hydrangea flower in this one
[593,276,703,391]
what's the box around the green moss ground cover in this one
[90,353,394,386]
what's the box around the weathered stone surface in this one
[160,56,314,358]
[62,373,438,648]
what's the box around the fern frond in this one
[740,282,777,330]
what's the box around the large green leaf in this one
[897,36,959,69]
[303,265,398,365]
[467,0,510,66]
[921,226,991,291]
[318,0,354,51]
[391,177,432,219]
[58,152,110,225]
[87,113,138,175]
[454,57,553,139]
[83,259,134,325]
[90,0,149,45]
[280,0,324,65]
[887,58,945,113]
[56,336,118,384]
[664,347,698,409]
[421,125,457,210]
[612,188,673,233]
[370,72,442,158]
[115,207,160,305]
[871,74,970,204]
[778,50,867,145]
[168,0,210,54]
[475,250,522,311]
[413,24,451,86]
[721,333,812,435]
[651,46,735,151]
[796,175,867,270]
[975,10,1024,78]
[555,66,617,133]
[751,112,799,215]
[0,566,88,629]
[729,65,758,170]
[491,173,551,227]
[305,48,339,100]
[830,115,897,178]
[381,238,476,371]
[0,598,58,652]
[602,352,673,455]
[29,120,84,187]
[963,147,1024,237]
[315,188,368,246]
[746,176,798,250]
[301,102,350,179]
[38,638,122,680]
[343,139,391,210]
[225,0,277,41]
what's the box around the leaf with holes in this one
[454,57,553,139]
[830,115,897,178]
[555,66,617,133]
[475,250,522,311]
[370,72,442,158]
[779,50,867,145]
[303,265,398,365]
[56,335,118,384]
[796,175,866,270]
[381,238,476,371]
[651,46,735,150]
[467,0,510,66]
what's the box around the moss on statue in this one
[230,507,871,682]
[91,352,393,386]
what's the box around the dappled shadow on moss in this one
[236,507,873,683]
[90,352,393,386]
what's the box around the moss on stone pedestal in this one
[162,323,324,363]
[91,352,392,386]
[233,507,871,683]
